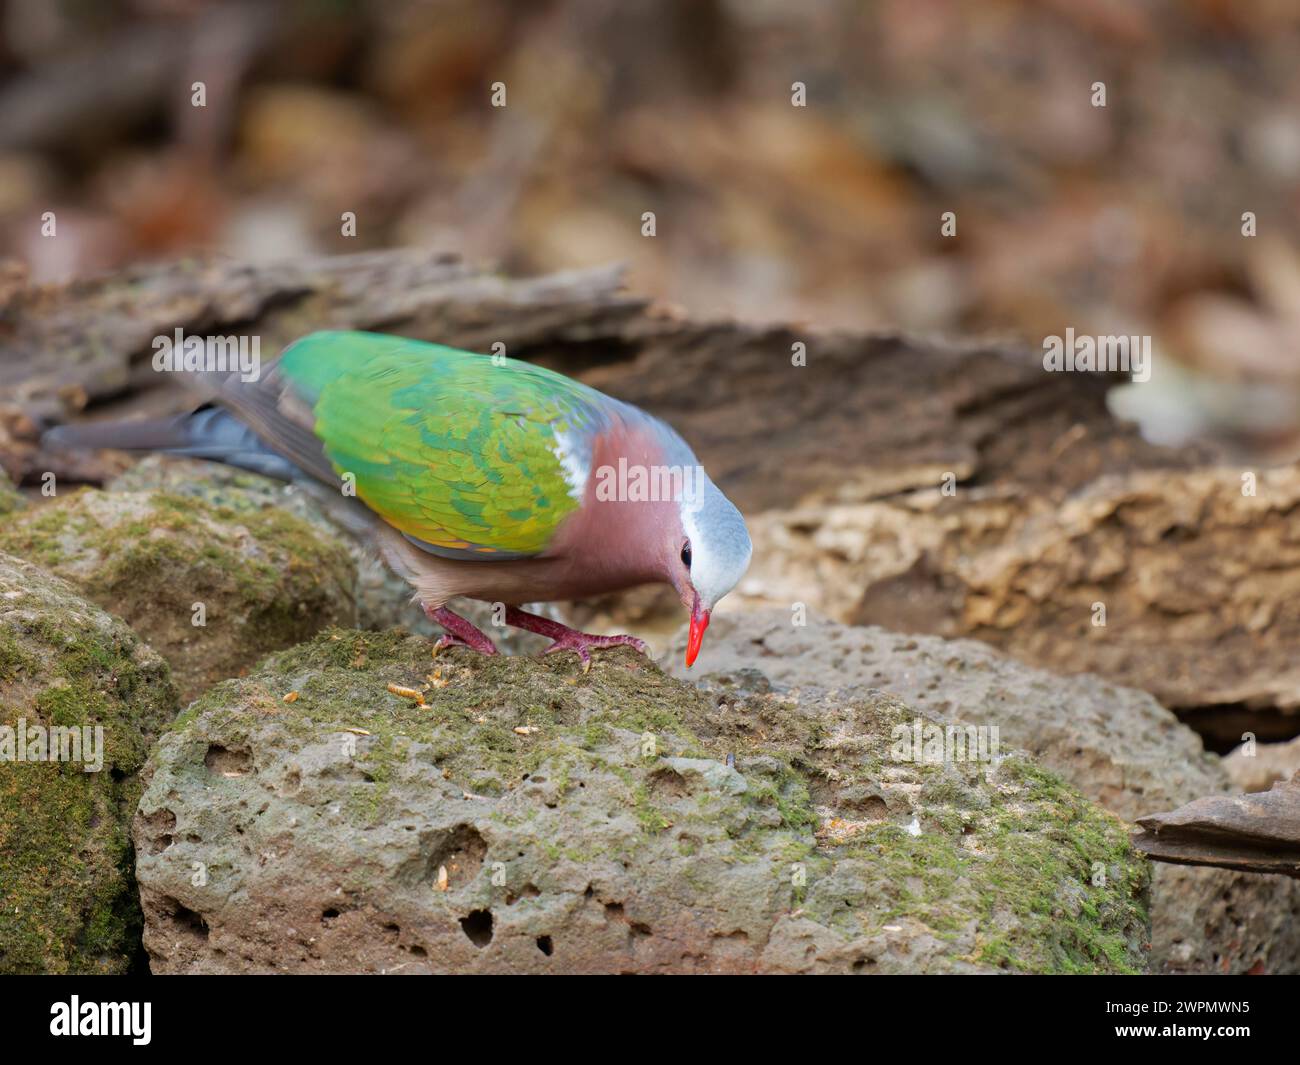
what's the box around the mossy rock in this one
[668,609,1300,974]
[0,486,358,701]
[133,629,1150,973]
[0,552,178,973]
[108,455,550,651]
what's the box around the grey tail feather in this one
[42,407,303,482]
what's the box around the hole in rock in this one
[648,768,689,799]
[164,898,209,941]
[139,809,177,855]
[506,884,540,905]
[204,744,251,776]
[402,823,489,886]
[460,909,494,948]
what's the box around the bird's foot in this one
[423,605,498,656]
[542,631,648,673]
[504,606,646,673]
[432,633,483,657]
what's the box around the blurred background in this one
[1,0,1298,453]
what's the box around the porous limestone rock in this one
[132,629,1149,974]
[665,609,1300,974]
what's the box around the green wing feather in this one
[277,331,608,557]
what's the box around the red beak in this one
[685,598,710,668]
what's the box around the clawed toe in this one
[601,634,649,655]
[432,634,497,656]
[431,634,464,656]
[544,639,592,671]
[542,632,647,671]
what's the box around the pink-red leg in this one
[423,603,498,655]
[504,606,647,670]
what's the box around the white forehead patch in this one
[680,481,752,609]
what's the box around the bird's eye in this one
[680,542,692,568]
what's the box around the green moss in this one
[630,782,673,834]
[34,683,110,726]
[0,555,179,974]
[0,494,84,567]
[820,753,1148,974]
[0,630,37,681]
[211,629,698,792]
[748,770,819,832]
[0,487,357,700]
[699,689,1149,973]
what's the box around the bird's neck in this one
[550,419,682,586]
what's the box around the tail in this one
[42,407,302,482]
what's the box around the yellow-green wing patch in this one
[282,332,607,557]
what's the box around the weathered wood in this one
[1133,775,1300,878]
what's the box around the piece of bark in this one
[1133,775,1300,878]
[932,467,1300,726]
[581,328,1217,515]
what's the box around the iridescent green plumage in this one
[277,331,608,556]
